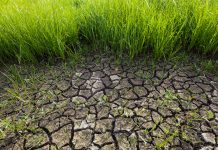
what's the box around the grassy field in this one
[0,0,218,62]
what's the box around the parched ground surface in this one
[0,55,218,150]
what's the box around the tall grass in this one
[0,0,79,62]
[0,0,217,62]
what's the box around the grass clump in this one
[0,0,217,62]
[201,59,218,73]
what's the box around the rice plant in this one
[0,0,217,62]
[0,0,79,62]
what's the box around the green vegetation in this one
[156,129,179,150]
[0,0,217,62]
[201,59,218,73]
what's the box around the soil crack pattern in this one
[0,56,218,150]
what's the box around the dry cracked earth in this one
[0,55,218,150]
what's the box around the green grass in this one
[0,0,218,62]
[201,59,218,73]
